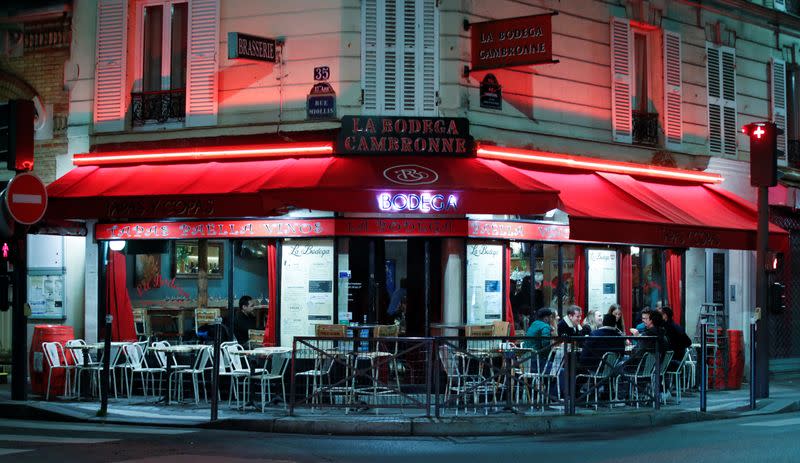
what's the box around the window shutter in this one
[663,30,683,150]
[610,17,632,143]
[768,0,787,12]
[419,0,438,115]
[93,0,127,133]
[720,48,737,157]
[707,44,737,157]
[383,0,399,114]
[186,0,219,127]
[362,0,379,113]
[771,58,788,165]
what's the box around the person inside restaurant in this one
[557,305,587,337]
[579,313,627,372]
[233,295,257,345]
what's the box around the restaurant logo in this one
[383,165,439,185]
[470,13,555,71]
[338,116,473,156]
[377,192,458,212]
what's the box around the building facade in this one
[25,0,800,377]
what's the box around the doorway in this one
[343,237,442,336]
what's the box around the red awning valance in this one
[46,156,561,220]
[520,169,788,251]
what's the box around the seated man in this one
[524,308,555,370]
[557,305,585,338]
[579,314,627,372]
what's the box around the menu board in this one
[28,272,66,319]
[587,249,617,312]
[280,239,334,346]
[466,243,503,324]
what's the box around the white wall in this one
[684,247,706,340]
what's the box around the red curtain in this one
[105,250,137,341]
[504,246,516,336]
[620,249,633,333]
[263,240,278,346]
[666,249,683,324]
[573,245,586,310]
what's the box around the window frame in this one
[134,0,188,94]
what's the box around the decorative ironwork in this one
[632,110,659,146]
[23,18,72,51]
[131,89,185,126]
[769,208,800,360]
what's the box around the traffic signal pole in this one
[755,185,770,398]
[11,231,27,400]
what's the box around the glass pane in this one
[509,241,531,330]
[633,32,648,113]
[560,245,576,312]
[170,2,188,90]
[466,241,503,325]
[143,5,163,92]
[233,240,269,328]
[633,248,665,327]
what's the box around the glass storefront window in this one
[510,241,563,330]
[632,247,665,324]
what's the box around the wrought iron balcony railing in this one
[632,110,659,146]
[131,89,186,126]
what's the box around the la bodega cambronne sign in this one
[471,13,555,71]
[338,116,473,156]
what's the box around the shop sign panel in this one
[587,249,617,312]
[470,13,555,71]
[280,238,334,347]
[96,219,336,240]
[337,116,473,156]
[469,220,569,241]
[466,243,504,324]
[338,218,467,237]
[227,32,276,62]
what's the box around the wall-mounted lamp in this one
[109,240,126,251]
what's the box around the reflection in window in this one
[632,247,665,323]
[174,240,224,278]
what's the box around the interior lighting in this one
[476,144,724,184]
[73,142,334,166]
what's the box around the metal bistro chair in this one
[132,308,148,341]
[65,339,102,398]
[656,350,674,404]
[42,342,75,400]
[169,345,213,404]
[664,349,691,403]
[464,324,500,412]
[576,351,619,410]
[254,351,290,411]
[620,352,657,408]
[123,343,166,400]
[222,343,257,407]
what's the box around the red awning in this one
[522,169,788,251]
[46,156,561,220]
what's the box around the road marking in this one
[0,419,197,435]
[0,434,118,444]
[0,448,32,456]
[740,416,800,427]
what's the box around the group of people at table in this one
[522,303,692,400]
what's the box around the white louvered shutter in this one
[93,0,127,133]
[362,0,380,113]
[610,18,633,143]
[362,0,437,116]
[419,0,438,115]
[707,44,737,157]
[663,30,683,150]
[771,58,788,166]
[767,0,787,12]
[186,0,219,127]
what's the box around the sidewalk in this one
[1,377,798,436]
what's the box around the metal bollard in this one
[210,317,222,422]
[654,335,661,410]
[99,314,112,416]
[750,319,757,410]
[700,320,707,412]
[566,341,577,416]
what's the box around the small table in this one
[65,341,130,399]
[230,347,292,409]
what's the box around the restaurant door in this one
[346,237,442,336]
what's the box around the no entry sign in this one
[5,172,48,225]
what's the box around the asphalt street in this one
[1,412,798,462]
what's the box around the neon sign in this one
[377,193,458,212]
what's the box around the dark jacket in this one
[233,310,257,346]
[664,321,691,361]
[632,325,670,362]
[579,326,626,370]
[557,318,584,338]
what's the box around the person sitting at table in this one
[606,303,626,334]
[583,309,603,334]
[524,308,555,369]
[387,278,407,323]
[233,295,258,346]
[579,314,627,372]
[557,305,586,338]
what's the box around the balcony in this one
[131,89,186,126]
[632,111,659,147]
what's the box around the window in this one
[173,240,224,278]
[133,0,188,125]
[362,0,439,116]
[610,18,682,148]
[706,44,737,157]
[770,58,788,166]
[631,247,665,323]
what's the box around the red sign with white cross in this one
[5,172,48,225]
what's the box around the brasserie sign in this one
[228,32,276,62]
[337,116,473,156]
[470,13,555,71]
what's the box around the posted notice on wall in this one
[280,239,334,346]
[466,243,503,324]
[587,249,617,312]
[28,273,66,319]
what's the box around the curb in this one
[4,399,799,436]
